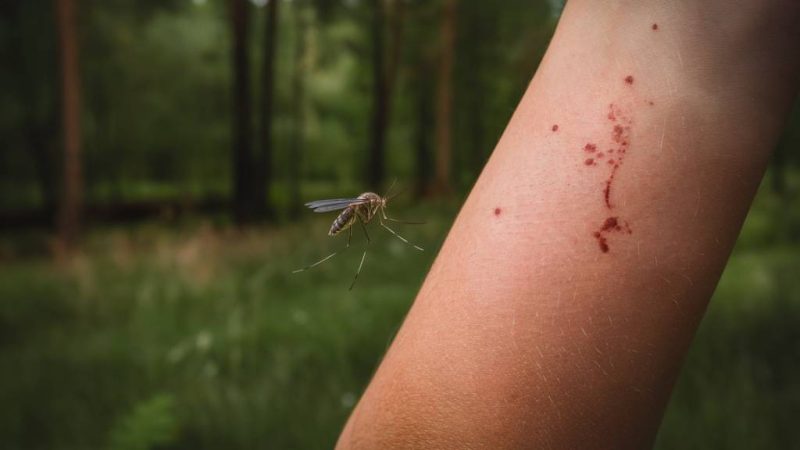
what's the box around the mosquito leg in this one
[349,251,367,291]
[382,209,425,225]
[359,219,371,243]
[292,227,352,273]
[379,219,424,251]
[346,219,372,290]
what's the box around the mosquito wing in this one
[304,197,368,213]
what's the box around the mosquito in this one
[292,183,424,290]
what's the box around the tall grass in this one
[0,188,798,449]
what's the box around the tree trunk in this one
[432,0,456,195]
[414,76,433,199]
[229,0,254,224]
[257,0,279,219]
[55,0,82,248]
[367,0,404,191]
[288,3,306,218]
[367,0,388,191]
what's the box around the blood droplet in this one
[494,207,502,216]
[652,23,658,31]
[552,124,559,132]
[625,75,634,85]
[594,232,609,253]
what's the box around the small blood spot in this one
[648,100,654,106]
[584,158,595,166]
[652,23,658,31]
[601,217,620,231]
[608,159,615,164]
[625,75,634,85]
[494,207,502,216]
[584,143,597,153]
[552,124,559,132]
[613,125,625,143]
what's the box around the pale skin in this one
[337,1,800,448]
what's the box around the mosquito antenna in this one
[387,185,409,202]
[383,178,398,199]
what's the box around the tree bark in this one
[367,0,404,191]
[257,0,279,219]
[432,0,456,195]
[288,3,306,218]
[229,0,254,224]
[55,0,82,248]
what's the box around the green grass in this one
[0,189,798,449]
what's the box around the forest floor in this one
[0,188,798,449]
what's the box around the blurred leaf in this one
[108,394,179,450]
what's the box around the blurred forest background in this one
[1,0,799,448]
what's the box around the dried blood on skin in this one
[589,103,634,253]
[584,143,597,153]
[625,75,634,85]
[593,216,632,252]
[584,158,595,166]
[652,23,658,31]
[593,232,610,253]
[494,207,502,216]
[552,124,559,132]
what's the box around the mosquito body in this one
[328,192,382,236]
[293,188,423,290]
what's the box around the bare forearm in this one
[339,1,800,448]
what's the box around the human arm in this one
[338,1,800,448]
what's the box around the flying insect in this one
[293,185,424,290]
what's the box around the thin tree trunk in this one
[55,0,82,248]
[432,0,455,195]
[257,0,279,219]
[288,3,306,218]
[414,76,433,199]
[367,0,388,190]
[367,0,404,191]
[229,0,254,224]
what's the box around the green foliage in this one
[1,183,799,448]
[108,394,179,450]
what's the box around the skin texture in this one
[338,1,800,448]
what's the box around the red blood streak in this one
[494,207,502,216]
[625,75,634,85]
[587,103,635,253]
[594,232,609,253]
[552,124,559,132]
[652,23,658,31]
